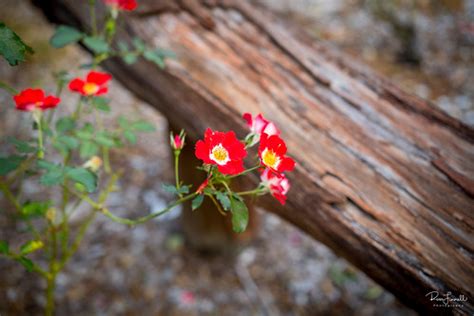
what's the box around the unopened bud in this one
[83,156,103,172]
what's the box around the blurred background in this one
[0,0,472,315]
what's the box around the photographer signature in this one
[426,291,468,307]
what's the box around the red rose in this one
[260,168,290,205]
[195,128,247,175]
[69,71,112,96]
[13,88,60,112]
[258,133,295,173]
[104,0,137,11]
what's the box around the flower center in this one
[83,82,100,95]
[210,144,229,165]
[262,148,280,169]
[34,101,43,108]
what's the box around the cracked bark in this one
[35,0,474,314]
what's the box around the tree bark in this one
[36,0,474,314]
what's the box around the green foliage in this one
[0,22,34,66]
[20,240,44,255]
[192,194,204,210]
[21,201,51,220]
[0,241,9,255]
[17,257,34,272]
[83,36,109,54]
[230,195,248,233]
[91,97,111,112]
[50,25,83,48]
[55,117,76,133]
[65,167,97,193]
[8,137,36,154]
[215,191,231,211]
[118,116,156,145]
[0,155,26,175]
[162,184,190,196]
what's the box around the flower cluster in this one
[194,113,295,205]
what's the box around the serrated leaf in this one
[21,201,51,220]
[0,22,34,66]
[92,97,110,112]
[79,141,99,158]
[230,196,249,233]
[0,241,9,255]
[216,191,231,211]
[192,194,204,210]
[123,130,137,144]
[66,167,97,193]
[20,240,44,255]
[17,257,34,272]
[0,155,26,175]
[50,25,83,48]
[131,120,155,132]
[55,117,76,132]
[83,36,109,54]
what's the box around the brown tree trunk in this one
[36,0,474,314]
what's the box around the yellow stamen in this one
[262,148,279,168]
[211,144,229,164]
[83,82,99,95]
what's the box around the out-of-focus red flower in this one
[69,71,112,96]
[13,88,60,112]
[258,133,295,173]
[180,290,195,305]
[195,128,247,175]
[243,113,279,136]
[104,0,137,11]
[196,177,209,194]
[260,168,290,205]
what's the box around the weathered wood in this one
[36,0,474,314]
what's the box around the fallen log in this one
[36,0,474,314]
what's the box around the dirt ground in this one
[1,0,471,315]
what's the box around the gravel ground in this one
[2,0,470,315]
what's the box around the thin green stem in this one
[73,98,83,120]
[236,188,267,196]
[174,151,181,197]
[37,117,44,159]
[45,273,56,316]
[89,0,97,36]
[227,165,260,179]
[0,181,22,212]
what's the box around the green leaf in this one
[143,50,165,68]
[131,120,155,132]
[96,132,115,148]
[0,155,26,175]
[0,240,9,255]
[55,117,76,133]
[0,22,34,66]
[79,141,99,158]
[118,116,129,129]
[7,137,36,154]
[177,185,190,194]
[162,183,178,195]
[66,167,97,193]
[123,130,137,144]
[216,191,231,211]
[20,240,44,255]
[17,257,34,272]
[154,48,176,59]
[57,135,79,150]
[92,97,110,112]
[21,201,51,219]
[36,159,57,171]
[40,168,64,186]
[123,52,138,65]
[83,36,109,54]
[192,194,204,210]
[50,25,83,48]
[117,41,128,52]
[230,196,249,233]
